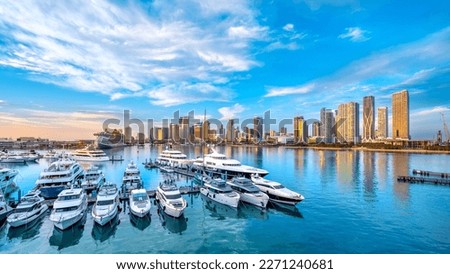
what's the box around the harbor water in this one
[1,145,450,254]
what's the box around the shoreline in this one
[284,146,450,155]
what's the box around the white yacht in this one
[156,180,187,218]
[227,177,269,208]
[35,158,84,199]
[92,183,120,226]
[0,191,12,223]
[192,148,269,178]
[0,167,19,195]
[0,153,26,163]
[129,189,151,217]
[198,173,240,208]
[251,174,304,205]
[7,190,48,227]
[49,188,87,230]
[157,149,191,166]
[80,166,106,192]
[122,161,142,194]
[71,146,109,162]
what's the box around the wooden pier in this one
[397,176,450,186]
[412,169,450,178]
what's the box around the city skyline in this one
[1,0,450,140]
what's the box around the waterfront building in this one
[124,126,132,144]
[170,123,180,143]
[253,116,263,142]
[280,127,287,136]
[336,102,360,144]
[293,116,308,143]
[179,116,190,142]
[137,133,145,144]
[194,123,202,142]
[312,121,320,137]
[320,108,335,143]
[377,106,388,139]
[363,96,375,142]
[392,90,410,140]
[226,119,235,143]
[202,120,210,142]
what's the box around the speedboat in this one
[50,188,87,230]
[7,190,48,227]
[71,146,109,162]
[122,161,142,194]
[251,174,304,205]
[80,166,106,192]
[92,183,120,226]
[35,158,84,199]
[156,180,187,218]
[192,148,268,178]
[0,191,12,223]
[227,177,269,208]
[0,167,19,195]
[199,173,240,208]
[129,189,151,217]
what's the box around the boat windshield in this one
[273,185,285,189]
[55,206,78,212]
[132,193,148,201]
[97,200,114,206]
[59,194,80,200]
[14,207,33,213]
[165,193,182,200]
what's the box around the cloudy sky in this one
[1,0,449,140]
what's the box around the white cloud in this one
[0,100,5,105]
[218,103,246,120]
[283,23,294,32]
[338,27,370,42]
[301,0,360,11]
[265,83,315,97]
[412,106,450,118]
[0,0,267,106]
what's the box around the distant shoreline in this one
[283,146,450,155]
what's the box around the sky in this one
[1,0,450,140]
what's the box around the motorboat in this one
[251,174,304,205]
[192,148,268,178]
[156,149,191,167]
[198,173,240,208]
[129,189,151,217]
[0,191,12,223]
[227,177,269,208]
[95,130,126,149]
[155,180,187,218]
[35,158,84,199]
[71,146,109,162]
[49,188,87,230]
[80,166,106,192]
[92,183,120,226]
[122,161,142,194]
[7,190,48,227]
[0,154,26,163]
[0,167,19,195]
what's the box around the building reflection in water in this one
[362,151,376,198]
[376,153,389,190]
[336,151,360,189]
[392,153,410,201]
[318,150,337,184]
[294,149,306,175]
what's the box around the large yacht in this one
[227,177,269,208]
[129,189,151,218]
[197,173,240,208]
[80,166,106,192]
[92,183,120,226]
[35,158,84,199]
[156,180,187,218]
[94,130,126,149]
[7,190,48,227]
[0,167,19,195]
[251,174,304,205]
[50,188,87,230]
[71,146,109,162]
[122,161,143,194]
[157,149,191,166]
[192,148,269,178]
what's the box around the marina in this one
[1,145,450,253]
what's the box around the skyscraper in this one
[253,116,263,141]
[202,120,210,142]
[179,116,189,142]
[170,123,180,143]
[124,126,132,144]
[320,108,335,143]
[392,90,410,140]
[377,106,388,139]
[226,119,235,143]
[293,116,308,143]
[363,96,375,142]
[312,121,320,137]
[336,102,360,143]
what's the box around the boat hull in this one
[72,156,109,162]
[92,206,118,226]
[130,206,151,218]
[7,205,48,228]
[52,213,84,230]
[239,193,269,208]
[200,188,239,208]
[156,193,185,218]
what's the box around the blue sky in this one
[0,0,450,140]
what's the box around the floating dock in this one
[412,169,450,178]
[397,176,450,186]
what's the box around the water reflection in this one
[49,213,86,250]
[376,153,389,190]
[268,202,303,219]
[91,214,120,243]
[238,203,268,220]
[7,213,46,240]
[157,208,188,234]
[363,152,376,198]
[336,151,356,186]
[392,153,410,201]
[201,195,239,220]
[130,213,151,231]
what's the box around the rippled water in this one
[1,145,450,254]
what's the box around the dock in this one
[397,176,450,185]
[109,155,124,162]
[412,169,450,178]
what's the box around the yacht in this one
[157,149,191,167]
[7,190,48,227]
[94,130,126,149]
[49,188,87,230]
[251,174,304,205]
[0,167,19,195]
[0,191,12,223]
[227,177,269,208]
[198,173,240,208]
[192,148,269,178]
[129,189,151,217]
[71,146,109,162]
[122,161,142,194]
[35,158,84,199]
[92,183,120,226]
[0,153,26,163]
[156,180,187,218]
[80,166,106,192]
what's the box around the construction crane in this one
[441,113,450,144]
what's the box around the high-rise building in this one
[336,102,360,143]
[202,120,210,142]
[137,133,145,144]
[170,123,180,143]
[392,90,410,140]
[293,116,308,143]
[280,127,287,136]
[377,106,388,139]
[312,121,320,137]
[179,116,189,142]
[320,108,326,136]
[253,116,263,141]
[320,108,335,143]
[226,119,235,143]
[124,126,132,144]
[194,123,202,141]
[363,96,375,142]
